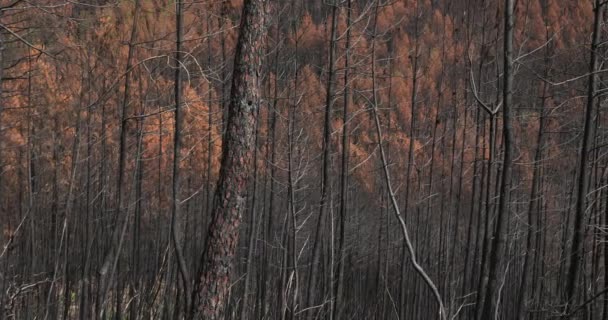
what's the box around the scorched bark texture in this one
[190,0,268,319]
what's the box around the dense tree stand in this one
[0,1,607,319]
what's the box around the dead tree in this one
[190,0,269,319]
[477,0,514,318]
[563,0,604,316]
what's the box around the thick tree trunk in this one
[191,0,268,319]
[240,103,261,319]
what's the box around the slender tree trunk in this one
[401,2,420,317]
[286,77,300,320]
[205,11,214,249]
[79,54,93,320]
[261,20,281,316]
[307,2,337,318]
[97,1,141,314]
[171,1,191,314]
[370,6,446,317]
[219,1,228,136]
[462,107,481,302]
[477,0,514,318]
[563,0,603,315]
[516,45,550,320]
[0,31,4,269]
[334,1,351,318]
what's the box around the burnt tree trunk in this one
[563,0,603,315]
[191,0,269,319]
[477,0,514,318]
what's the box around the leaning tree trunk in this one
[190,0,269,319]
